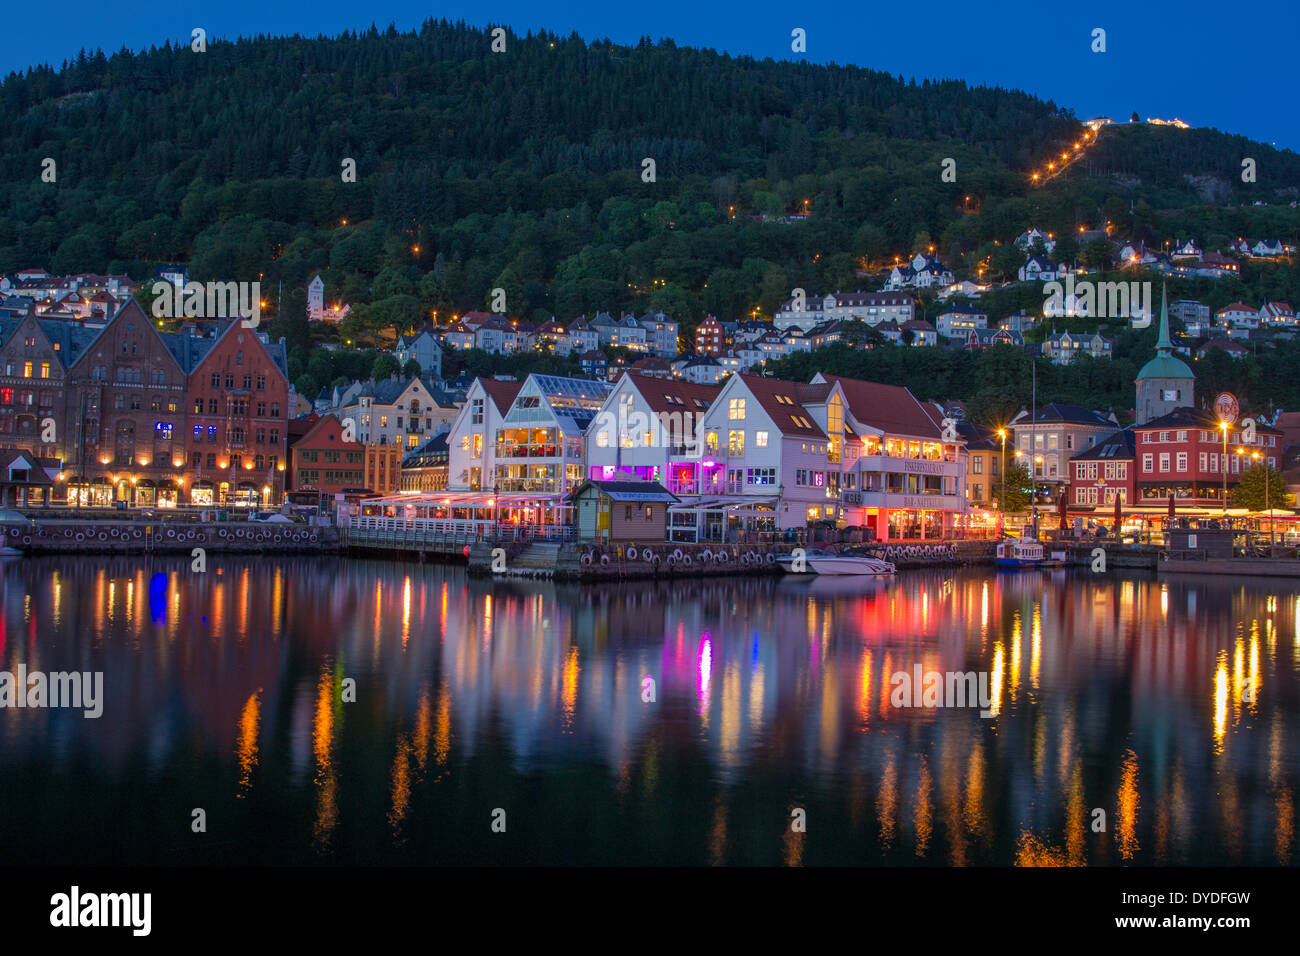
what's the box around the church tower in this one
[1135,284,1196,424]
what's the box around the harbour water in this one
[0,556,1296,866]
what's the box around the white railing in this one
[348,515,572,541]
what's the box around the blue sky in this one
[6,1,1296,151]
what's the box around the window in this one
[755,430,768,448]
[194,398,204,413]
[1065,434,1074,450]
[746,467,776,486]
[206,454,216,468]
[973,457,983,474]
[728,398,745,420]
[1143,454,1154,472]
[39,362,49,378]
[208,399,218,414]
[193,425,203,440]
[728,430,744,455]
[1159,454,1170,473]
[23,361,32,377]
[1176,453,1187,472]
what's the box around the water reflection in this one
[0,557,1297,866]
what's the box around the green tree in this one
[401,358,422,378]
[370,352,400,380]
[1232,463,1291,511]
[1000,460,1033,513]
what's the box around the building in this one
[774,291,915,331]
[1135,294,1197,425]
[585,372,719,486]
[62,299,190,507]
[338,377,459,450]
[570,479,679,543]
[363,442,403,495]
[1068,428,1135,507]
[399,433,449,493]
[0,447,60,506]
[935,309,988,339]
[1216,303,1259,329]
[184,321,290,507]
[1041,330,1113,365]
[956,422,1002,507]
[814,374,966,540]
[1134,407,1280,506]
[291,414,365,496]
[1010,402,1118,496]
[694,315,725,355]
[394,328,444,378]
[447,378,522,491]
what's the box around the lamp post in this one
[1252,450,1271,546]
[493,480,500,541]
[1219,421,1229,517]
[997,428,1007,522]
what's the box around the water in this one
[0,556,1296,866]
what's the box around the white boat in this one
[995,537,1067,569]
[776,548,896,576]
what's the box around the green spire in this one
[1154,282,1172,351]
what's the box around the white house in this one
[394,329,444,378]
[1018,256,1062,282]
[339,377,460,450]
[935,309,988,338]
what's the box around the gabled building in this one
[394,328,444,377]
[291,414,365,497]
[340,376,459,450]
[585,372,719,488]
[447,378,522,491]
[62,299,190,506]
[1010,402,1118,495]
[1134,407,1280,507]
[1042,330,1113,365]
[184,321,290,506]
[1068,428,1136,507]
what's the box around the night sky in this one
[4,1,1296,151]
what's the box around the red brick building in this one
[1133,407,1281,506]
[292,415,364,496]
[1068,428,1135,506]
[62,299,189,506]
[185,322,290,506]
[694,315,724,355]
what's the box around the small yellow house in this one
[571,479,678,543]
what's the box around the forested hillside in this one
[1,18,1299,355]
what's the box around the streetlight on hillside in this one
[1219,421,1230,517]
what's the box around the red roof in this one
[737,374,828,439]
[817,374,943,439]
[479,379,523,414]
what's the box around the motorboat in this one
[995,537,1068,569]
[776,548,896,576]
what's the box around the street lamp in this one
[996,428,1007,529]
[1251,450,1271,547]
[1219,421,1229,516]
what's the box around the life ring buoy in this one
[581,552,593,566]
[75,532,84,542]
[649,553,661,566]
[765,553,776,564]
[671,548,683,561]
[683,553,693,567]
[166,528,176,539]
[21,535,31,547]
[626,546,639,561]
[600,554,610,567]
[98,530,109,542]
[309,533,318,544]
[132,528,142,539]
